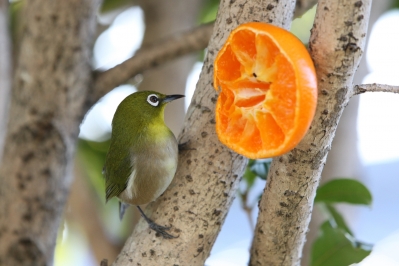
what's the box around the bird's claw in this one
[148,221,177,239]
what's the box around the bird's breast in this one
[119,128,178,206]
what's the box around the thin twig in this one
[352,83,399,97]
[90,22,214,106]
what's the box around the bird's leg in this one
[136,206,177,239]
[178,140,196,152]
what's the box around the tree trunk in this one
[300,1,392,265]
[250,0,372,265]
[111,0,295,265]
[0,0,99,265]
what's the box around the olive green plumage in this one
[103,91,184,238]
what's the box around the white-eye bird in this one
[103,91,184,239]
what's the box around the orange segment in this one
[214,22,317,159]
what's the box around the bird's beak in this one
[163,94,185,103]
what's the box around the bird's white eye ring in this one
[147,94,159,106]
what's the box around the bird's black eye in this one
[147,94,159,106]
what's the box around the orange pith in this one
[214,22,317,159]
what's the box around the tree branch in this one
[250,0,372,265]
[352,83,399,96]
[90,22,213,106]
[111,0,295,265]
[0,0,100,264]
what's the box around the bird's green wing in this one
[104,147,133,202]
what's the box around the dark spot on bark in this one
[213,209,221,216]
[258,228,264,234]
[211,97,217,103]
[321,90,328,95]
[215,149,219,153]
[150,249,155,256]
[345,42,359,53]
[186,175,193,182]
[22,212,32,222]
[345,21,353,26]
[339,36,348,42]
[8,238,45,264]
[173,206,179,211]
[357,15,364,21]
[280,202,289,207]
[268,19,273,23]
[324,6,329,11]
[354,1,362,7]
[169,218,174,223]
[199,234,204,238]
[226,18,233,24]
[30,108,38,115]
[187,159,192,165]
[51,14,58,23]
[275,171,279,176]
[322,109,328,115]
[201,132,208,138]
[173,192,178,196]
[22,152,35,163]
[210,118,216,124]
[197,246,204,253]
[276,210,284,216]
[267,4,274,10]
[189,189,195,195]
[18,183,25,190]
[223,192,228,197]
[208,161,213,165]
[142,252,147,257]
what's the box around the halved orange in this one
[214,22,317,159]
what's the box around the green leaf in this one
[324,204,353,236]
[199,0,219,24]
[243,167,257,190]
[251,159,272,180]
[311,222,371,266]
[315,179,372,206]
[100,0,133,13]
[76,139,110,199]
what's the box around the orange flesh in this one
[214,23,317,159]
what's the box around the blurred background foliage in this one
[7,0,398,265]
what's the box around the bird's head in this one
[112,91,185,130]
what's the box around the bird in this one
[103,90,184,239]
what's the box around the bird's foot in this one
[178,141,196,152]
[136,206,178,239]
[148,220,177,239]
